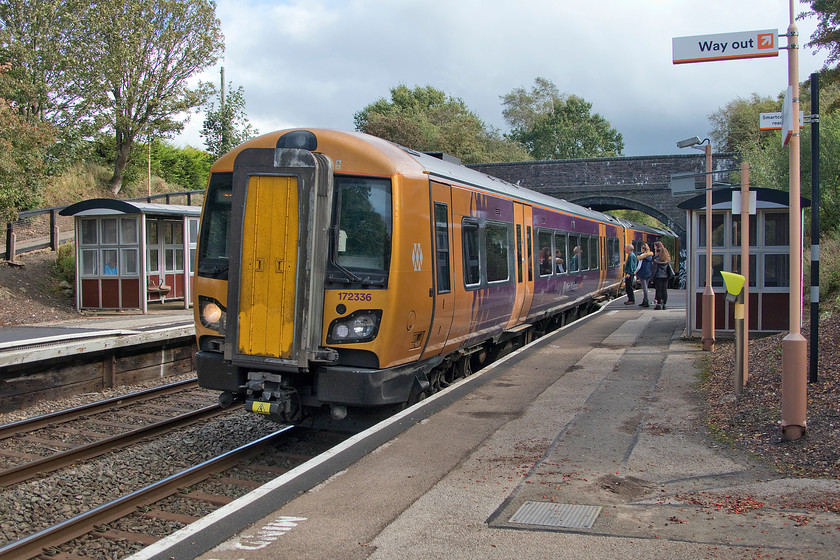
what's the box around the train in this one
[192,129,671,428]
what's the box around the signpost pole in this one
[702,143,715,352]
[741,163,749,385]
[810,72,820,384]
[781,0,807,441]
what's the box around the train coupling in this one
[244,371,301,422]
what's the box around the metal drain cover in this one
[509,501,602,529]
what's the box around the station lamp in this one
[677,136,715,352]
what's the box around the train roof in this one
[395,143,624,227]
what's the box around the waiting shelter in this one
[60,199,201,313]
[677,187,810,335]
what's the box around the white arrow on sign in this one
[673,29,779,64]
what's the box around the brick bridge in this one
[469,153,739,240]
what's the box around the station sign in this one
[673,29,778,64]
[759,111,804,130]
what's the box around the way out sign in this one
[673,29,778,64]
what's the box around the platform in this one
[131,290,840,560]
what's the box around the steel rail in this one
[0,404,230,488]
[0,378,199,441]
[0,426,297,560]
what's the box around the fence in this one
[3,190,204,261]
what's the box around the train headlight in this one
[199,296,227,332]
[327,310,382,344]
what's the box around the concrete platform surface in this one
[145,292,840,560]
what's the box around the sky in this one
[173,0,831,158]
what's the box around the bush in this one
[51,242,76,290]
[819,230,840,305]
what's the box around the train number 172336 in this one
[338,292,372,302]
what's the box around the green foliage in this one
[354,84,530,164]
[201,81,259,158]
[0,96,53,219]
[802,1,840,103]
[811,229,840,304]
[502,78,624,160]
[713,78,840,233]
[708,93,782,152]
[51,242,76,288]
[152,143,214,191]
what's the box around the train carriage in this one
[193,129,669,428]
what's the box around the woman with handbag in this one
[650,241,673,310]
[636,243,653,308]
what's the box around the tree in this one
[802,0,840,98]
[354,84,530,164]
[708,93,782,152]
[82,0,224,194]
[502,78,624,160]
[0,0,92,162]
[0,94,53,219]
[201,79,259,158]
[709,81,840,233]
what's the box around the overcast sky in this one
[173,0,830,157]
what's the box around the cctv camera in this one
[677,136,702,148]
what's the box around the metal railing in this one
[3,190,204,261]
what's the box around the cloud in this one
[174,0,828,157]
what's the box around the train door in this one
[506,203,533,329]
[237,175,299,359]
[598,223,607,288]
[421,182,455,359]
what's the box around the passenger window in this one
[486,222,510,283]
[537,230,553,276]
[463,220,480,286]
[580,236,589,270]
[554,232,567,273]
[590,237,599,269]
[569,235,581,273]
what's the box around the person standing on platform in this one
[636,243,653,308]
[651,241,673,310]
[623,244,637,305]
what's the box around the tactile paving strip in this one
[508,501,602,529]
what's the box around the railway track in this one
[0,426,348,560]
[0,379,227,488]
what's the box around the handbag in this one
[666,263,675,278]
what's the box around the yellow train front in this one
[193,129,658,427]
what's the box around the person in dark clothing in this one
[623,244,637,304]
[650,241,672,310]
[636,243,653,307]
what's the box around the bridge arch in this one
[570,195,683,237]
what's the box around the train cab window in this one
[485,222,510,283]
[334,176,392,273]
[434,203,451,294]
[568,235,581,273]
[537,230,553,276]
[197,172,233,280]
[462,220,480,286]
[554,232,567,273]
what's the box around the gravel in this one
[701,304,840,479]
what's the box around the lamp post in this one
[678,136,715,352]
[781,1,806,441]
